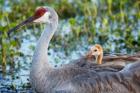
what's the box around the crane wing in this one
[73,62,140,93]
[56,62,140,93]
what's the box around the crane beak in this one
[8,16,36,36]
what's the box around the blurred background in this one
[0,0,140,92]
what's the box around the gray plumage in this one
[31,61,140,93]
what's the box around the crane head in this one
[8,6,56,36]
[33,7,51,23]
[87,44,103,58]
[90,44,103,57]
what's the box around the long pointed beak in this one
[8,16,35,36]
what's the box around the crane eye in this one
[49,15,52,19]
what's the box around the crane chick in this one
[86,44,103,64]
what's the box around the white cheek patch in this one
[34,12,51,23]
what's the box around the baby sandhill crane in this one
[71,44,103,68]
[74,44,125,71]
[8,6,140,93]
[86,44,103,64]
[85,44,139,67]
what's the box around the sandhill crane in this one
[86,44,103,64]
[8,6,140,93]
[83,44,139,66]
[71,44,126,72]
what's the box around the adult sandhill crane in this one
[8,6,140,93]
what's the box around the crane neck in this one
[32,20,58,70]
[96,53,103,64]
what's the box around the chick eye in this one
[94,49,97,52]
